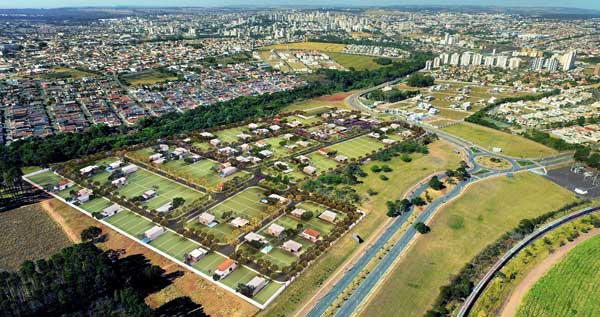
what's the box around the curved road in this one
[457,204,600,317]
[304,78,575,317]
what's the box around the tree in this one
[428,176,444,190]
[411,196,426,206]
[407,73,435,87]
[172,197,185,209]
[80,226,102,242]
[300,210,314,221]
[414,222,431,234]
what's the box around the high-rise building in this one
[508,57,521,70]
[595,64,600,76]
[450,53,460,66]
[425,60,433,70]
[472,53,483,66]
[546,58,560,72]
[440,53,450,64]
[561,50,576,71]
[460,52,472,66]
[496,56,508,69]
[433,57,441,68]
[484,56,495,67]
[530,57,545,71]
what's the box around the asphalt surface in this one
[306,77,575,317]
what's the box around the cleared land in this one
[261,42,346,52]
[443,122,557,158]
[326,135,386,159]
[328,52,387,70]
[516,233,600,317]
[282,92,354,112]
[120,69,178,86]
[39,198,259,317]
[359,172,578,317]
[36,67,96,80]
[0,203,73,271]
[258,140,463,317]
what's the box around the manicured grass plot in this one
[191,252,228,275]
[220,266,258,289]
[326,135,385,159]
[262,136,311,160]
[285,114,323,125]
[517,234,600,317]
[164,158,249,189]
[115,167,205,210]
[105,209,155,237]
[215,126,248,144]
[306,152,340,172]
[79,197,114,214]
[149,231,200,261]
[27,171,64,188]
[254,282,284,304]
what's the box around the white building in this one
[144,226,165,242]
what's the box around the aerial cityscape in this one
[0,2,599,317]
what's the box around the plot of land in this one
[120,69,178,86]
[328,52,388,70]
[36,67,97,80]
[326,135,385,159]
[163,158,250,190]
[0,203,73,271]
[443,122,557,158]
[261,42,346,52]
[359,172,578,317]
[214,126,248,144]
[517,234,600,317]
[189,187,270,241]
[113,167,206,210]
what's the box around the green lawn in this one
[27,171,63,188]
[149,230,199,261]
[215,126,248,144]
[359,172,579,317]
[306,152,340,173]
[115,167,206,210]
[328,52,389,70]
[105,209,155,237]
[326,135,385,159]
[442,122,557,158]
[517,234,600,317]
[163,158,249,190]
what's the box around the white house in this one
[121,164,139,175]
[230,217,249,228]
[101,204,121,217]
[77,188,93,203]
[291,208,307,218]
[267,223,285,237]
[80,165,98,176]
[319,210,338,223]
[111,177,128,188]
[282,240,303,254]
[303,166,317,175]
[198,212,216,226]
[244,232,268,244]
[144,226,165,242]
[186,247,208,263]
[220,166,238,177]
[245,276,268,296]
[54,180,74,191]
[155,202,172,213]
[108,160,123,170]
[215,259,238,279]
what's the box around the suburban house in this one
[291,208,307,218]
[149,153,162,162]
[258,150,273,158]
[111,177,128,188]
[108,160,123,170]
[245,276,268,296]
[186,247,208,264]
[54,180,74,191]
[198,212,216,226]
[121,164,139,175]
[282,239,303,254]
[101,204,121,217]
[209,138,221,146]
[319,210,338,223]
[220,166,238,177]
[318,148,330,156]
[300,228,321,242]
[230,217,249,228]
[79,165,98,176]
[77,188,93,203]
[303,165,317,175]
[244,232,268,244]
[267,223,285,237]
[155,202,172,213]
[215,259,238,279]
[334,155,348,163]
[199,132,214,138]
[158,144,169,152]
[268,194,289,204]
[382,138,396,145]
[172,147,189,159]
[142,190,156,201]
[296,155,310,164]
[144,226,165,242]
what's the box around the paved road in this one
[304,78,574,317]
[456,204,600,317]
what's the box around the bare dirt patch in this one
[317,91,353,102]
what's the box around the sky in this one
[1,0,599,10]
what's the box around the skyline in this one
[2,0,600,11]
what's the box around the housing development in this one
[1,4,600,317]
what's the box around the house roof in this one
[303,228,320,238]
[216,259,236,272]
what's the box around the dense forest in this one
[0,54,430,185]
[0,242,206,317]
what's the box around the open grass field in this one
[516,234,600,317]
[282,92,354,113]
[189,187,270,241]
[261,42,346,52]
[475,155,512,170]
[40,200,260,316]
[359,172,578,317]
[258,140,463,317]
[214,126,248,144]
[306,152,341,173]
[327,52,386,70]
[164,158,249,190]
[105,209,155,237]
[114,167,206,210]
[326,135,385,159]
[0,203,73,271]
[442,122,558,158]
[120,69,178,86]
[36,67,97,80]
